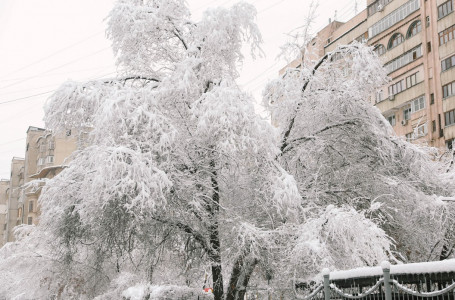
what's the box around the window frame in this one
[411,95,425,113]
[441,54,455,72]
[438,0,454,19]
[407,20,422,38]
[388,33,405,49]
[403,105,412,120]
[374,44,386,56]
[442,81,455,99]
[387,114,396,126]
[439,24,455,46]
[445,109,455,127]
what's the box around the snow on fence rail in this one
[295,260,455,300]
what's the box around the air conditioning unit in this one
[388,95,395,101]
[401,120,408,126]
[377,4,384,11]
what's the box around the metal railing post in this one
[322,268,331,300]
[381,261,392,300]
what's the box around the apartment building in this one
[2,157,25,245]
[284,0,455,149]
[0,126,78,246]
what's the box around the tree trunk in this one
[209,160,224,300]
[226,255,258,300]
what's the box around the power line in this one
[0,47,111,90]
[0,66,115,98]
[0,90,54,106]
[0,70,117,106]
[0,65,114,84]
[0,31,105,80]
[0,137,26,147]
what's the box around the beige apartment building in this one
[1,126,78,247]
[2,157,25,245]
[283,0,455,149]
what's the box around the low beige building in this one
[3,157,25,244]
[0,126,78,245]
[282,0,455,149]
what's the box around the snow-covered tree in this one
[35,1,294,299]
[264,41,455,278]
[3,1,454,299]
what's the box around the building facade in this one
[0,179,10,246]
[284,0,455,149]
[2,157,25,245]
[0,126,78,246]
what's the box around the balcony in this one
[376,81,425,114]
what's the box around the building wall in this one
[0,126,79,246]
[279,21,345,75]
[3,158,25,244]
[0,180,10,247]
[281,0,455,149]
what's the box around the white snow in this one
[330,259,455,280]
[121,284,213,300]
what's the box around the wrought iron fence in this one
[295,260,455,300]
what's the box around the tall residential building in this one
[1,126,78,246]
[283,0,455,149]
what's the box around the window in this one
[385,45,422,73]
[406,72,418,88]
[411,95,425,113]
[46,156,54,164]
[376,89,384,103]
[426,16,430,27]
[447,138,454,150]
[388,79,405,96]
[27,217,33,225]
[29,201,34,213]
[441,54,455,71]
[368,0,394,16]
[387,114,396,126]
[427,41,432,52]
[439,24,455,46]
[407,20,422,38]
[374,44,386,56]
[330,51,343,62]
[438,0,453,19]
[432,120,437,132]
[48,141,55,150]
[442,81,455,98]
[403,105,412,120]
[39,143,46,152]
[431,93,435,104]
[355,32,369,43]
[405,132,413,142]
[445,109,455,126]
[414,123,428,138]
[37,158,45,166]
[388,33,404,49]
[369,0,420,38]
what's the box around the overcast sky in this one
[0,0,365,179]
